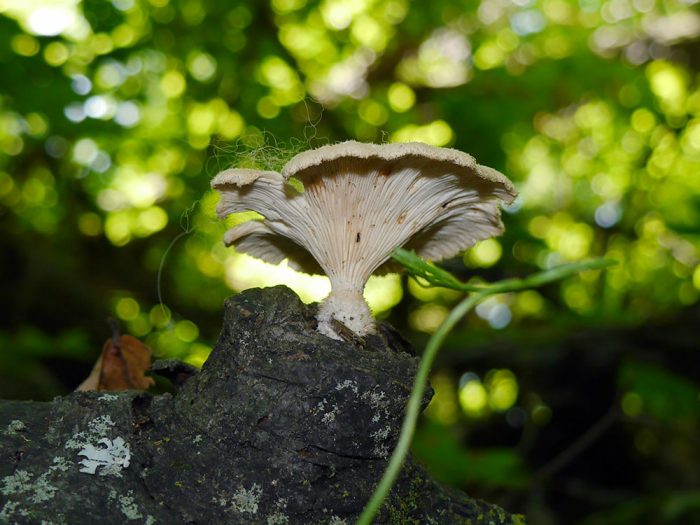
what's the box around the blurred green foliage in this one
[1,0,699,523]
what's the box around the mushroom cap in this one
[211,168,281,189]
[281,140,516,205]
[212,141,517,279]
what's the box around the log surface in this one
[0,286,524,524]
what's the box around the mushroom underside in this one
[233,228,325,275]
[227,197,505,279]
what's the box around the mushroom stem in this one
[317,284,374,340]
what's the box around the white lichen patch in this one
[65,415,116,450]
[5,420,27,435]
[315,398,328,413]
[193,434,203,444]
[328,516,348,525]
[361,387,390,428]
[98,393,119,402]
[370,426,392,458]
[230,483,263,514]
[335,380,359,395]
[370,426,391,441]
[361,388,387,410]
[314,398,341,425]
[321,405,339,425]
[78,437,131,476]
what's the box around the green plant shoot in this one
[357,249,616,525]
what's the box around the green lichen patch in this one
[266,511,290,524]
[0,456,76,521]
[1,469,32,495]
[108,488,155,523]
[0,501,24,521]
[64,415,116,450]
[119,491,144,520]
[230,483,263,514]
[5,419,27,435]
[0,462,65,505]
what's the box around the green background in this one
[1,0,699,522]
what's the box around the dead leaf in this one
[76,335,155,392]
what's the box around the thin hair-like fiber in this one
[156,99,329,328]
[157,200,199,323]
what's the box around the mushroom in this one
[211,141,517,341]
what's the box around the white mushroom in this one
[212,141,517,341]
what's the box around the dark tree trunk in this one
[0,286,524,524]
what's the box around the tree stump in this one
[0,286,524,524]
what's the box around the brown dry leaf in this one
[76,335,155,392]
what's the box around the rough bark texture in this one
[0,286,525,525]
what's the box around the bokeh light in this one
[2,0,700,521]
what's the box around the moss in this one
[386,474,526,525]
[386,477,423,525]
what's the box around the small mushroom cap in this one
[281,140,517,205]
[212,169,287,220]
[211,168,283,189]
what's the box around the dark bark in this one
[0,286,524,524]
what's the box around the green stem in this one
[356,291,486,525]
[357,252,616,524]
